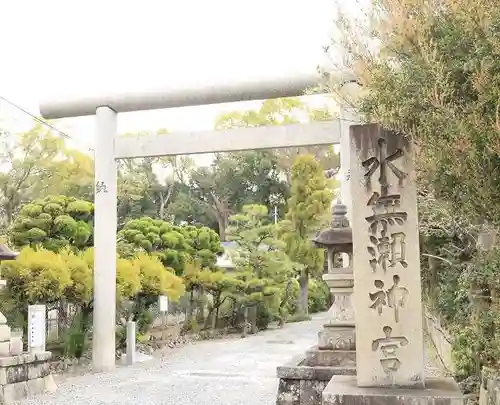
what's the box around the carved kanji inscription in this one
[369,276,409,322]
[367,232,408,273]
[372,326,409,375]
[387,275,409,323]
[362,138,407,195]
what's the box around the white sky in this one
[0,0,341,159]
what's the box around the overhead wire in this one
[0,94,94,152]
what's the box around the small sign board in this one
[159,295,168,313]
[28,305,46,353]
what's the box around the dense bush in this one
[9,195,93,252]
[118,217,223,275]
[308,279,331,314]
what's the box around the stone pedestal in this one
[323,375,464,405]
[276,354,356,405]
[0,352,56,405]
[320,268,355,352]
[318,323,355,351]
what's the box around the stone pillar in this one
[349,124,424,388]
[322,124,464,405]
[92,106,118,372]
[126,321,136,366]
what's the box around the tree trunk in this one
[298,270,309,316]
[242,306,249,338]
[5,207,13,227]
[158,187,173,220]
[210,193,228,241]
[187,290,194,323]
[217,215,227,241]
[196,288,205,323]
[211,308,217,331]
[203,307,215,330]
[215,305,220,329]
[250,306,258,334]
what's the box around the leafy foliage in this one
[133,252,185,300]
[329,0,500,226]
[0,125,93,229]
[1,247,72,305]
[118,216,223,275]
[227,204,300,329]
[9,195,93,252]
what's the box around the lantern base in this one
[318,322,355,351]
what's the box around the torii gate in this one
[40,72,359,372]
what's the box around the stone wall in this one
[0,352,56,405]
[423,311,454,374]
[479,367,500,405]
[276,353,355,405]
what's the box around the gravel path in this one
[21,314,327,405]
[20,313,445,405]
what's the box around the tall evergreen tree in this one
[280,155,332,315]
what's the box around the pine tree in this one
[280,155,332,315]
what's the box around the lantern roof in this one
[0,244,19,261]
[312,199,353,252]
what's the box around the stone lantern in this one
[312,199,355,352]
[0,244,19,357]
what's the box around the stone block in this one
[35,351,52,362]
[304,347,356,367]
[276,353,356,382]
[0,342,10,358]
[0,357,17,368]
[0,353,38,366]
[8,338,22,356]
[0,368,5,385]
[1,381,29,405]
[299,380,328,405]
[6,364,27,384]
[276,378,300,405]
[28,362,50,380]
[323,273,354,289]
[323,375,465,405]
[43,374,57,393]
[318,323,355,350]
[0,326,11,343]
[27,377,46,397]
[275,378,331,405]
